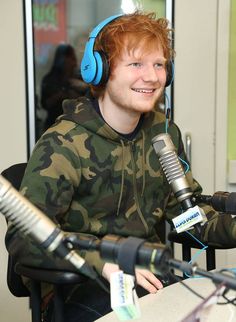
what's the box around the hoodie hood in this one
[60,97,122,142]
[59,96,167,143]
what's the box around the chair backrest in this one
[1,162,27,190]
[1,162,30,297]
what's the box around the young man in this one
[5,11,236,321]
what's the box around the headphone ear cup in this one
[92,51,110,86]
[81,41,97,84]
[165,61,174,87]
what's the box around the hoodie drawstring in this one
[141,130,146,197]
[117,139,125,216]
[117,132,146,215]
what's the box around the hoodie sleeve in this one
[164,123,236,247]
[5,126,106,279]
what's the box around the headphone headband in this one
[89,14,123,39]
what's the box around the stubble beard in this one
[110,91,159,116]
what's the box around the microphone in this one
[74,234,172,276]
[0,174,97,279]
[99,235,171,275]
[152,133,206,233]
[194,191,236,214]
[65,234,172,275]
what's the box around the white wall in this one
[0,3,28,170]
[0,1,29,321]
[173,0,236,271]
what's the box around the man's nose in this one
[142,65,159,82]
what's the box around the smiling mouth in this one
[132,88,155,93]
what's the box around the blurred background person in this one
[41,43,89,131]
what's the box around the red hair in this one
[90,11,174,98]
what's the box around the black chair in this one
[2,163,87,322]
[168,230,235,273]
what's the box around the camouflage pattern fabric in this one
[5,96,236,293]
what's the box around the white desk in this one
[96,277,236,322]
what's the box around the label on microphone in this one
[172,206,205,233]
[110,271,141,320]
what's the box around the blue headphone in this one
[81,14,123,86]
[81,14,174,87]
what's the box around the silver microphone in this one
[152,133,206,233]
[152,133,192,209]
[0,174,97,278]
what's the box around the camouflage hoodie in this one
[5,96,236,281]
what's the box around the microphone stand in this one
[168,258,236,291]
[64,233,236,291]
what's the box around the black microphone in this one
[152,133,206,233]
[194,191,236,214]
[72,234,172,276]
[0,175,97,279]
[99,235,171,276]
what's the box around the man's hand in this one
[102,263,163,294]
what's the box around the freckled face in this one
[103,46,167,114]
